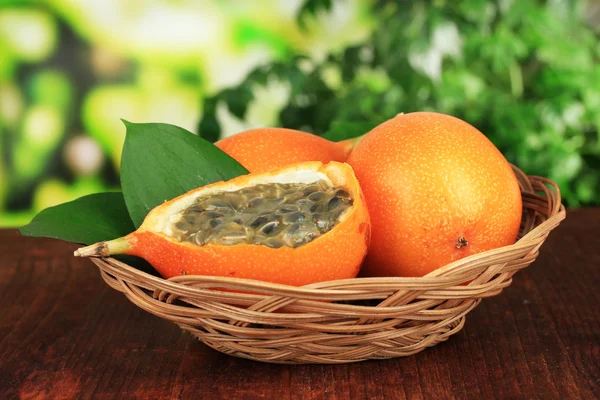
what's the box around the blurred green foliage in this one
[201,0,600,206]
[0,0,371,226]
[0,0,598,229]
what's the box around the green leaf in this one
[297,0,333,30]
[198,97,221,143]
[19,192,134,244]
[19,191,160,276]
[223,86,254,120]
[582,153,600,169]
[120,121,249,227]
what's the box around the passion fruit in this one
[75,161,370,286]
[215,128,360,173]
[347,112,522,277]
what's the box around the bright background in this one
[1,0,599,227]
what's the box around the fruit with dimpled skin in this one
[215,128,360,173]
[347,112,522,277]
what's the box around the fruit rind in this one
[77,161,371,286]
[348,112,522,278]
[215,128,356,173]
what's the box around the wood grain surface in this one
[1,208,598,399]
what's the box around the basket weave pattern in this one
[92,167,565,364]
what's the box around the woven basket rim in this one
[87,166,567,364]
[92,166,566,296]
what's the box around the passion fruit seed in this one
[307,191,326,202]
[169,180,353,248]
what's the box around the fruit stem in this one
[74,236,132,257]
[338,134,366,157]
[455,236,468,249]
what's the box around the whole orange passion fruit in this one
[75,161,371,286]
[215,127,359,173]
[347,112,522,277]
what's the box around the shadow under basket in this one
[91,166,566,364]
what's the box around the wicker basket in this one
[90,166,565,364]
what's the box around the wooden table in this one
[1,208,598,399]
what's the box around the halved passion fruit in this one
[75,161,370,286]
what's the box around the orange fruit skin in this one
[347,112,522,277]
[125,162,371,286]
[215,128,354,173]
